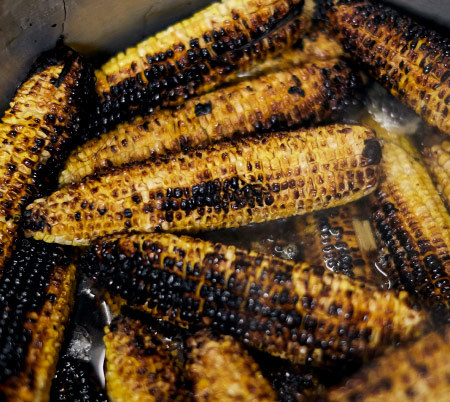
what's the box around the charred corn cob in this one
[295,203,390,285]
[328,328,450,402]
[60,59,358,186]
[0,238,77,402]
[422,137,450,208]
[104,315,191,402]
[89,0,316,137]
[83,232,426,368]
[186,330,277,402]
[222,29,344,82]
[373,138,450,319]
[50,353,108,402]
[25,124,381,246]
[0,43,93,272]
[326,1,450,136]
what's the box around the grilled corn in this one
[83,232,426,368]
[422,137,450,208]
[0,43,93,272]
[187,330,277,402]
[0,239,77,402]
[295,203,390,285]
[25,124,381,246]
[104,315,190,402]
[90,0,316,137]
[50,353,108,402]
[373,138,450,318]
[327,1,450,136]
[328,329,450,402]
[60,59,358,186]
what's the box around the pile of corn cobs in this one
[1,0,450,401]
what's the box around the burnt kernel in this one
[74,212,81,221]
[166,211,174,222]
[194,101,212,117]
[265,194,275,206]
[45,113,56,123]
[423,63,433,74]
[190,38,200,49]
[123,209,133,218]
[362,139,382,165]
[272,183,281,193]
[173,187,183,198]
[288,86,305,97]
[441,70,450,83]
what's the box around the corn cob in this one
[222,29,344,83]
[328,328,450,402]
[326,1,450,136]
[83,232,426,368]
[0,238,77,402]
[104,315,191,402]
[60,59,358,186]
[422,136,450,208]
[186,330,277,402]
[89,0,316,137]
[24,124,381,246]
[372,138,450,319]
[295,203,390,285]
[0,43,93,272]
[50,353,108,402]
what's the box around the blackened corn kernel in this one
[83,233,426,368]
[0,42,94,272]
[372,138,450,320]
[104,315,191,402]
[50,354,108,402]
[0,238,77,401]
[328,329,450,402]
[186,329,277,402]
[25,125,381,246]
[327,1,450,135]
[60,59,359,186]
[88,0,315,137]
